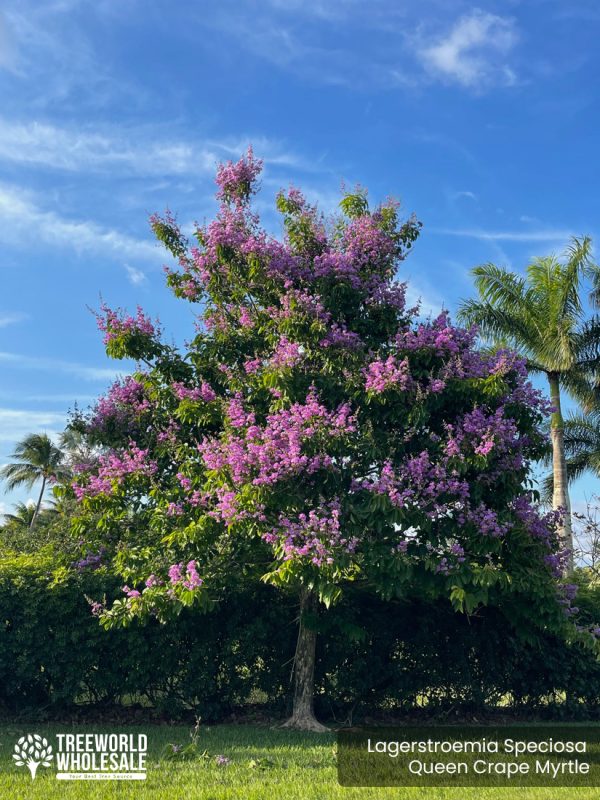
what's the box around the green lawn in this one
[0,723,598,799]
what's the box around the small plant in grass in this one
[162,717,209,762]
[248,757,275,770]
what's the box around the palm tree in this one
[458,236,600,567]
[59,428,98,472]
[2,501,37,529]
[542,412,600,492]
[0,433,68,529]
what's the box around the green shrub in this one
[1,550,599,719]
[0,549,295,718]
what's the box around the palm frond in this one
[0,432,65,493]
[457,300,539,353]
[471,263,528,311]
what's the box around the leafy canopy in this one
[65,150,581,644]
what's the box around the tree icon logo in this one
[13,734,54,779]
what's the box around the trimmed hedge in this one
[0,551,295,718]
[1,551,599,719]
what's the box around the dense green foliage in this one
[2,550,599,720]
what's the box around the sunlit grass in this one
[0,723,598,799]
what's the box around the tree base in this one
[280,713,329,732]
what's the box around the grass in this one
[0,722,599,799]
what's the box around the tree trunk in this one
[548,373,573,571]
[281,589,328,732]
[30,475,46,530]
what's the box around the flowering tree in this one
[69,149,582,730]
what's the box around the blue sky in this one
[0,0,599,514]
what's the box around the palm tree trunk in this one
[281,589,328,732]
[30,475,46,530]
[548,373,573,571]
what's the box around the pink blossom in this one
[72,443,157,498]
[364,356,411,393]
[96,303,159,346]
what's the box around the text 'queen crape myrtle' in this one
[69,149,575,726]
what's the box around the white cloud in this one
[0,390,96,403]
[0,10,17,71]
[432,227,575,243]
[418,10,518,89]
[0,120,307,176]
[451,190,477,202]
[0,311,28,328]
[124,264,147,286]
[0,408,66,442]
[0,351,121,382]
[0,184,160,261]
[0,120,215,175]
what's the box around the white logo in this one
[13,734,54,780]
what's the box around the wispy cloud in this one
[3,0,137,111]
[261,0,362,22]
[0,121,215,175]
[0,311,28,328]
[198,3,520,93]
[0,10,18,71]
[0,184,159,261]
[0,390,96,403]
[124,264,147,286]
[432,227,575,243]
[0,408,66,442]
[0,351,121,382]
[0,120,308,176]
[417,10,518,89]
[451,190,477,202]
[404,274,446,318]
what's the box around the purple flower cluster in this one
[364,355,411,393]
[199,389,356,491]
[172,380,217,403]
[277,288,329,323]
[558,582,579,616]
[73,548,106,571]
[365,281,408,311]
[270,337,304,369]
[238,306,254,328]
[320,323,364,350]
[72,443,157,498]
[215,146,263,207]
[96,303,158,345]
[354,453,469,517]
[444,407,519,460]
[226,394,256,429]
[158,152,420,312]
[435,542,467,575]
[400,312,477,356]
[512,497,562,545]
[263,501,357,566]
[90,376,149,432]
[342,212,397,270]
[467,504,510,538]
[168,560,203,590]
